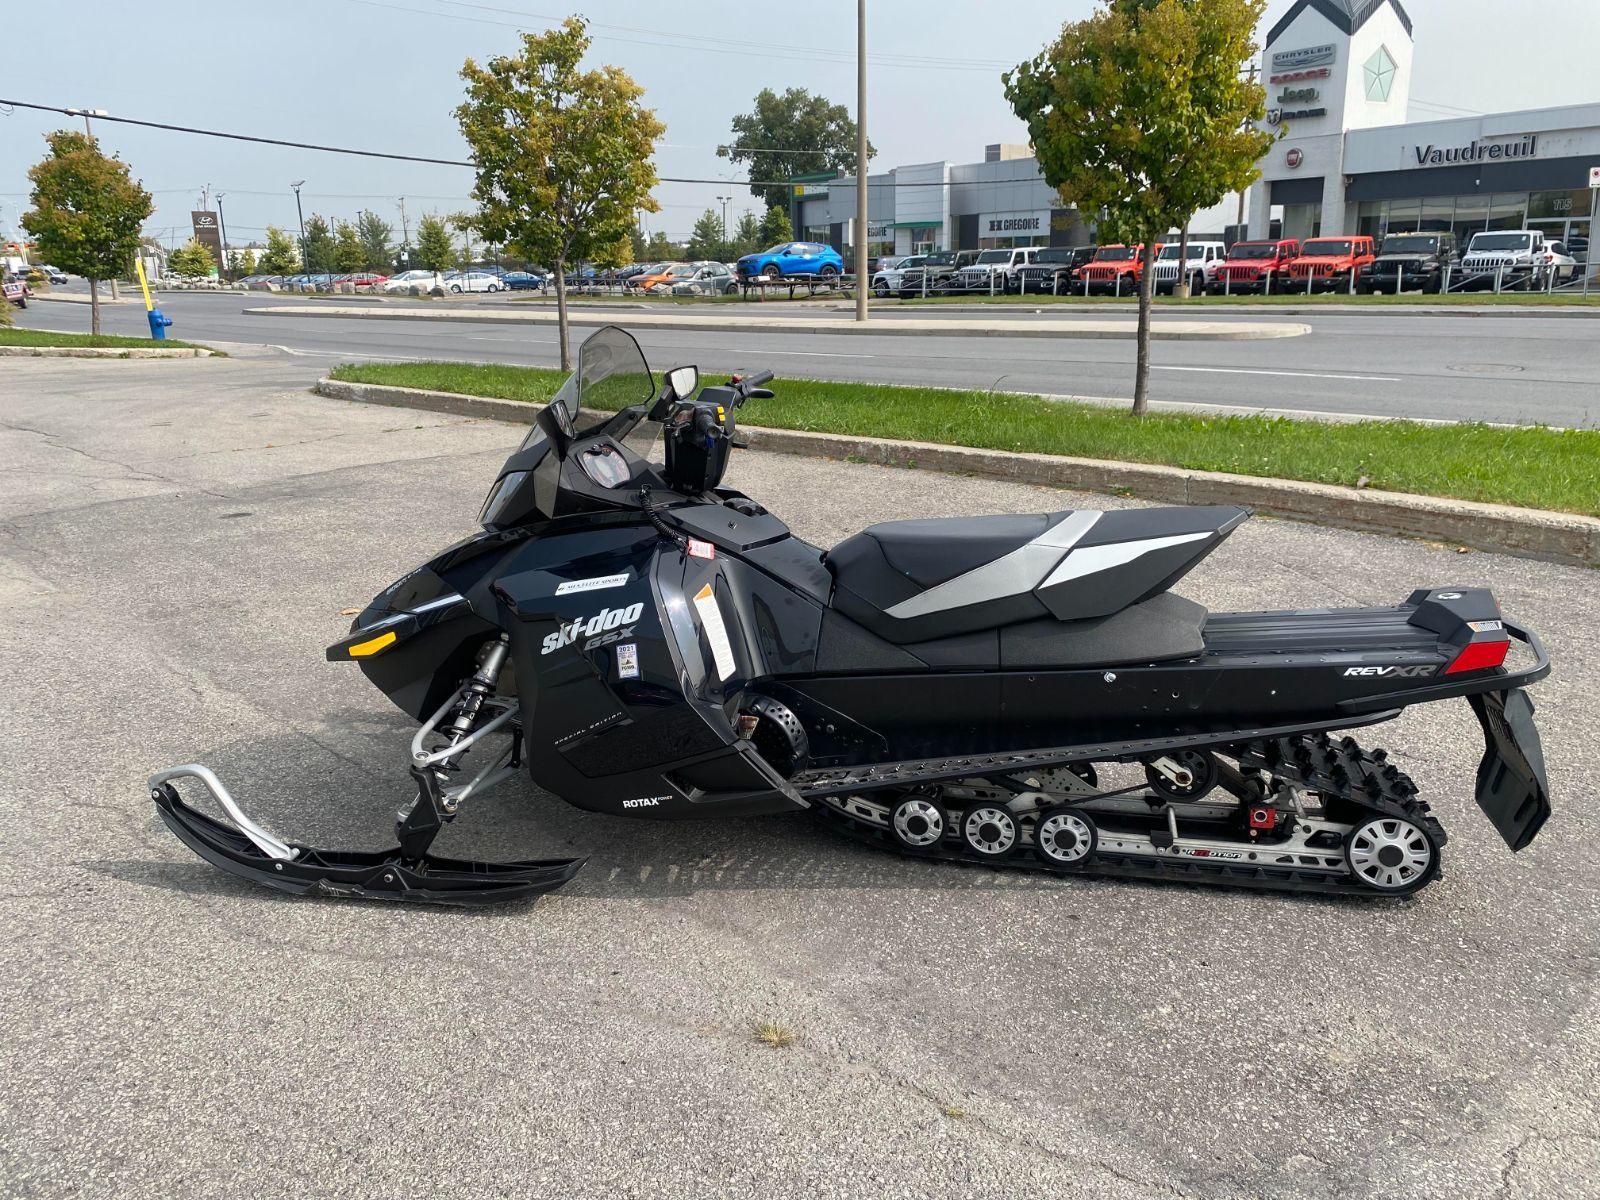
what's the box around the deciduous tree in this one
[414,214,455,288]
[720,88,873,211]
[168,237,217,279]
[356,211,394,271]
[643,231,684,262]
[257,226,300,275]
[757,206,792,247]
[302,214,335,275]
[333,221,367,273]
[1006,0,1275,415]
[456,16,664,368]
[21,130,153,333]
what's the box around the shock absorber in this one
[441,637,510,755]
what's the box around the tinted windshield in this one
[518,327,653,450]
[1032,248,1074,264]
[922,252,955,266]
[1470,233,1533,251]
[1229,243,1279,259]
[1381,235,1440,254]
[974,250,1010,264]
[1096,248,1136,262]
[1303,241,1353,256]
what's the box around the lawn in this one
[327,360,1600,518]
[0,328,215,351]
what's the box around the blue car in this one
[736,241,844,281]
[502,271,547,290]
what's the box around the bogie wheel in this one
[1033,805,1097,869]
[960,800,1020,860]
[1345,816,1439,894]
[1144,750,1220,802]
[889,793,950,853]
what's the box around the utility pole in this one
[855,0,869,322]
[66,106,107,137]
[716,195,730,241]
[291,180,308,276]
[397,196,410,267]
[216,192,230,278]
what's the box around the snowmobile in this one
[150,326,1553,904]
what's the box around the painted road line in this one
[1154,365,1402,382]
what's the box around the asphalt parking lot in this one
[2,356,1597,1199]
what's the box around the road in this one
[16,285,1600,426]
[2,354,1596,1199]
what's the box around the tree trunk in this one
[1176,226,1191,300]
[1132,242,1156,418]
[554,257,571,372]
[89,278,102,336]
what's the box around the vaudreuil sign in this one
[1412,135,1538,168]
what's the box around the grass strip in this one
[327,359,1600,518]
[0,328,214,351]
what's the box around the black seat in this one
[826,505,1248,644]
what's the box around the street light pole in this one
[216,192,230,278]
[291,181,307,279]
[397,196,410,267]
[716,195,730,241]
[855,0,869,322]
[66,106,108,137]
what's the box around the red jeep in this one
[1079,244,1161,295]
[2,270,30,309]
[1285,236,1377,294]
[1208,239,1300,295]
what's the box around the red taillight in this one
[1445,640,1510,675]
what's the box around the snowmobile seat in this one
[824,506,1248,645]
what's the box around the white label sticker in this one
[616,642,639,680]
[692,583,737,681]
[687,538,716,560]
[556,573,629,596]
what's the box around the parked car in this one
[952,246,1042,294]
[1153,241,1228,295]
[735,241,844,281]
[29,264,69,284]
[1359,232,1458,294]
[1545,239,1578,284]
[1079,244,1158,295]
[1015,245,1098,294]
[631,262,685,292]
[870,254,927,297]
[897,250,979,297]
[501,270,547,290]
[338,272,388,290]
[2,270,30,308]
[622,262,670,290]
[448,270,503,293]
[1457,230,1550,291]
[382,270,441,293]
[1284,236,1377,293]
[1207,239,1301,295]
[661,260,737,296]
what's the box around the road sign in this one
[1590,165,1600,189]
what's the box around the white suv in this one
[952,246,1041,295]
[871,255,927,297]
[1459,231,1548,291]
[1153,241,1228,295]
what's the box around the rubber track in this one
[815,731,1446,898]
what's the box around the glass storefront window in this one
[1420,196,1454,233]
[1386,199,1421,233]
[1357,201,1383,239]
[1486,193,1528,232]
[1528,190,1593,219]
[1451,195,1488,245]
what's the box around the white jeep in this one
[1458,230,1548,291]
[952,246,1041,295]
[1153,241,1228,295]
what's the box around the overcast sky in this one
[4,0,1598,249]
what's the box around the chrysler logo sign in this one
[1270,43,1336,71]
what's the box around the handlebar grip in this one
[691,407,721,439]
[742,370,775,388]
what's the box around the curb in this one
[250,304,1309,342]
[313,377,1600,568]
[0,345,213,359]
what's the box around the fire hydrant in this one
[147,308,172,340]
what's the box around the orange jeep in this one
[1285,236,1377,293]
[1078,244,1160,295]
[1208,239,1300,295]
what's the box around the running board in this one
[151,768,583,906]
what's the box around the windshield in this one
[518,326,654,450]
[1470,233,1533,252]
[974,250,1010,264]
[665,264,698,277]
[1229,243,1279,260]
[921,252,955,266]
[1381,235,1440,254]
[1031,248,1074,264]
[1303,241,1353,256]
[1096,248,1136,262]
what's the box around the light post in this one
[855,0,869,321]
[290,180,307,280]
[65,106,108,137]
[716,195,730,242]
[216,192,231,278]
[397,196,410,267]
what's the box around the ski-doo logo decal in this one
[555,573,629,596]
[623,795,669,809]
[1343,665,1438,678]
[542,602,645,655]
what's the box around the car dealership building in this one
[796,0,1597,263]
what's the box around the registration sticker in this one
[615,642,639,680]
[687,538,716,560]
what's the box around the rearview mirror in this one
[666,365,699,399]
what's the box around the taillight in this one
[1445,639,1510,674]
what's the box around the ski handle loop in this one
[148,764,298,862]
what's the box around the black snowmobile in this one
[150,327,1553,904]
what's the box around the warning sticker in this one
[687,538,716,560]
[691,583,737,681]
[615,642,639,680]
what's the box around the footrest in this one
[1468,689,1552,852]
[153,784,585,905]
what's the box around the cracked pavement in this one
[1,355,1596,1199]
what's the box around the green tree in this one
[21,130,153,333]
[414,213,455,286]
[228,247,257,277]
[757,205,792,248]
[301,214,335,275]
[356,211,393,271]
[257,225,299,275]
[333,220,366,273]
[730,211,762,258]
[448,212,477,271]
[456,16,665,368]
[719,88,873,211]
[643,230,683,261]
[1006,0,1275,415]
[686,208,727,261]
[168,237,217,279]
[629,225,648,261]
